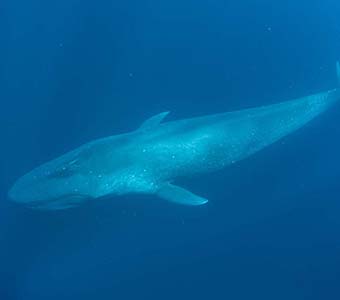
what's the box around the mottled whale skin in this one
[8,63,340,210]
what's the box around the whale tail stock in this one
[329,61,340,105]
[335,61,340,107]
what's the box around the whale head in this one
[8,147,95,210]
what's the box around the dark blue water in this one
[1,1,340,299]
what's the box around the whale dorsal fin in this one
[157,183,208,206]
[139,111,170,130]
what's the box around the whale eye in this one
[45,146,94,180]
[47,166,76,179]
[46,156,83,179]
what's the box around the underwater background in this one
[1,0,340,299]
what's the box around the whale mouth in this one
[26,194,90,210]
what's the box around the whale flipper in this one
[139,111,170,130]
[157,183,208,206]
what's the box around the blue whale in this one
[8,63,340,210]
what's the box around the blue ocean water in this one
[1,0,340,299]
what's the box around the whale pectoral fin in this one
[157,183,208,206]
[139,111,170,130]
